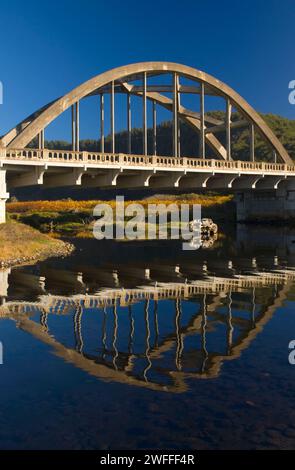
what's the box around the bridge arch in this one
[1,62,292,164]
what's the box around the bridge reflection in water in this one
[0,263,294,393]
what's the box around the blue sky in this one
[0,0,294,141]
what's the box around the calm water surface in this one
[0,224,295,449]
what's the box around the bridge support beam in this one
[111,81,115,153]
[153,100,157,156]
[226,98,231,160]
[178,172,213,189]
[206,174,238,189]
[100,94,105,153]
[143,72,147,155]
[44,168,85,187]
[7,166,46,188]
[38,129,45,150]
[235,180,295,222]
[199,82,205,158]
[232,175,263,190]
[149,172,184,188]
[82,169,122,188]
[72,103,80,152]
[255,175,286,190]
[116,171,154,188]
[0,170,9,224]
[127,93,131,154]
[172,73,179,158]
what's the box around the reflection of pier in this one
[0,267,294,392]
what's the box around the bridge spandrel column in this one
[0,169,9,224]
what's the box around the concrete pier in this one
[0,168,9,224]
[235,181,295,222]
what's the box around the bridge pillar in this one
[235,179,295,222]
[0,170,9,224]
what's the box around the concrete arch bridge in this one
[0,62,294,222]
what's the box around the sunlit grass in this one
[7,194,233,214]
[0,220,67,262]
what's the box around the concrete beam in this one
[199,82,205,158]
[82,169,122,188]
[231,175,264,190]
[7,166,46,188]
[116,171,154,188]
[143,72,147,155]
[206,174,238,189]
[149,172,184,188]
[255,175,286,190]
[152,100,157,156]
[100,94,105,153]
[178,172,213,189]
[44,168,85,187]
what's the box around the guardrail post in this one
[42,149,48,160]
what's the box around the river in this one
[0,223,295,449]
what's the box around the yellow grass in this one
[7,195,232,214]
[0,221,67,262]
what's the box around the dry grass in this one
[0,221,66,262]
[7,194,233,214]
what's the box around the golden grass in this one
[0,221,66,262]
[7,195,233,214]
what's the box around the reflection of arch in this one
[1,62,292,164]
[0,274,292,393]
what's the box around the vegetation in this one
[0,221,73,266]
[7,194,233,237]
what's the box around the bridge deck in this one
[2,148,295,175]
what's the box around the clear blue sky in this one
[0,0,294,141]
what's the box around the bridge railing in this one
[3,148,295,173]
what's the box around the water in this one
[0,224,295,449]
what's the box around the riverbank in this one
[0,221,74,267]
[7,194,234,237]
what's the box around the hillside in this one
[29,112,295,162]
